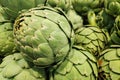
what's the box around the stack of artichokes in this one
[0,0,120,80]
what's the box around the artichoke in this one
[0,0,46,20]
[0,6,17,62]
[46,0,72,12]
[72,0,102,14]
[104,0,120,16]
[98,45,120,80]
[14,7,74,67]
[66,9,83,31]
[0,53,46,80]
[75,27,109,56]
[0,22,17,57]
[50,46,98,80]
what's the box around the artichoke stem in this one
[87,10,98,27]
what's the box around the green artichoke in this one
[46,0,72,12]
[0,22,17,57]
[0,6,17,61]
[50,46,98,80]
[14,7,74,67]
[104,0,120,16]
[72,0,102,14]
[98,45,120,80]
[0,0,46,20]
[66,9,83,31]
[0,53,46,80]
[75,27,109,56]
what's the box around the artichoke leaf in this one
[68,49,87,65]
[104,50,119,61]
[109,60,120,74]
[75,61,92,76]
[56,59,73,75]
[110,71,120,80]
[2,61,22,78]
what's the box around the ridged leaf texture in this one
[0,0,46,20]
[75,27,108,56]
[14,6,74,67]
[0,53,46,80]
[50,46,98,80]
[98,45,120,80]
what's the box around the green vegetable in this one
[0,53,46,80]
[67,9,83,31]
[98,45,120,80]
[0,6,17,62]
[104,0,120,16]
[0,0,46,20]
[50,46,98,80]
[14,6,74,67]
[0,22,17,57]
[75,27,109,56]
[72,0,102,14]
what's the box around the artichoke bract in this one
[14,7,74,67]
[75,27,108,56]
[50,46,98,80]
[98,45,120,80]
[0,0,46,20]
[66,9,83,31]
[0,53,46,80]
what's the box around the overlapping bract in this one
[66,9,83,31]
[0,53,46,80]
[104,0,120,16]
[0,0,46,20]
[14,7,74,67]
[50,46,98,80]
[0,6,17,57]
[0,22,16,56]
[75,27,108,56]
[98,45,120,80]
[72,0,102,14]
